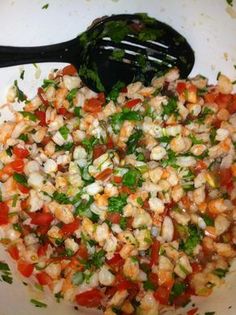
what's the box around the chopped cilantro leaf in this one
[30,299,47,308]
[59,125,70,140]
[13,173,28,186]
[79,65,105,92]
[42,79,57,89]
[107,81,125,102]
[55,142,74,152]
[20,111,37,121]
[202,214,214,226]
[74,107,81,117]
[161,149,177,168]
[108,194,127,213]
[119,217,127,230]
[189,134,204,144]
[103,20,129,42]
[162,97,178,116]
[110,108,142,133]
[20,70,25,80]
[126,129,143,154]
[55,292,63,303]
[66,88,78,103]
[169,282,186,304]
[111,49,125,61]
[42,4,49,9]
[84,249,105,269]
[122,168,143,189]
[213,268,228,278]
[82,136,98,153]
[52,192,71,204]
[179,225,203,256]
[0,262,10,271]
[143,280,156,291]
[18,134,29,142]
[14,80,27,102]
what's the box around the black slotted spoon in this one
[0,13,194,92]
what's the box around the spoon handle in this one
[0,38,79,68]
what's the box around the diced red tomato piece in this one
[37,243,49,257]
[187,308,199,315]
[7,245,20,260]
[113,176,122,184]
[150,239,160,266]
[107,213,121,224]
[0,202,9,225]
[120,185,132,194]
[17,260,34,277]
[35,110,46,126]
[76,244,88,260]
[107,253,124,269]
[93,144,106,160]
[84,98,103,113]
[154,279,174,305]
[228,95,236,114]
[3,159,25,176]
[191,262,203,273]
[124,98,141,109]
[31,212,54,226]
[220,168,233,189]
[21,199,28,211]
[107,136,114,149]
[95,168,113,181]
[38,87,49,106]
[16,183,30,194]
[204,92,218,103]
[61,219,80,236]
[176,82,187,95]
[148,272,159,289]
[13,146,29,159]
[173,292,191,307]
[62,64,77,76]
[57,107,68,115]
[215,93,232,109]
[75,288,103,308]
[36,271,52,285]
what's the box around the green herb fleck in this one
[59,125,70,140]
[79,66,105,92]
[205,312,215,315]
[111,49,125,61]
[202,214,214,226]
[179,225,203,256]
[226,0,233,6]
[213,268,228,278]
[126,130,143,154]
[42,4,49,9]
[18,134,29,142]
[13,173,28,186]
[54,292,64,303]
[52,191,71,204]
[143,280,156,291]
[103,20,129,42]
[162,97,178,117]
[119,217,127,230]
[108,194,127,213]
[66,88,78,104]
[107,81,125,102]
[72,271,84,286]
[14,80,27,102]
[20,111,37,121]
[82,136,98,154]
[122,168,143,189]
[30,299,47,308]
[55,142,74,152]
[20,70,25,80]
[169,282,186,304]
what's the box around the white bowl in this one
[0,1,236,314]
